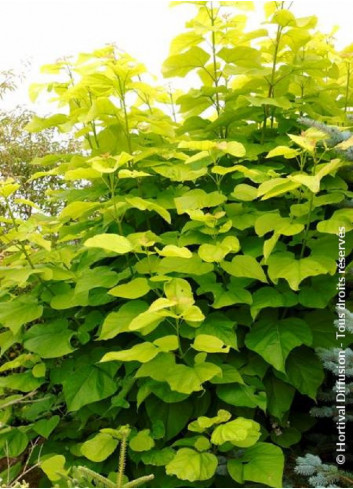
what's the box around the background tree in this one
[0,70,77,219]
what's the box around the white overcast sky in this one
[1,1,353,113]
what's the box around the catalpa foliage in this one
[0,2,353,487]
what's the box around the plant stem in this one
[117,433,128,488]
[64,62,94,150]
[124,474,155,488]
[175,318,184,358]
[168,87,177,123]
[344,62,351,115]
[117,75,133,156]
[339,474,353,486]
[88,90,100,148]
[209,2,221,117]
[0,390,37,409]
[78,466,116,488]
[262,2,284,141]
[300,151,318,258]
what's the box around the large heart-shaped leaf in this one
[228,442,284,488]
[245,318,312,372]
[166,448,217,482]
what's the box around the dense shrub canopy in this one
[0,2,352,487]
